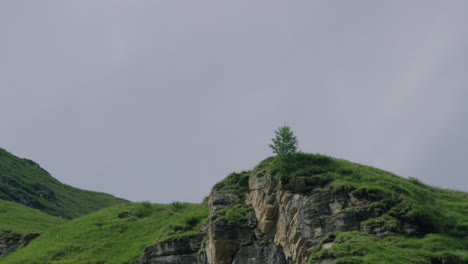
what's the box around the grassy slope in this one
[2,202,208,264]
[0,148,126,219]
[256,154,468,263]
[0,199,66,235]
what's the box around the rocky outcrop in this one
[205,190,287,264]
[139,168,422,264]
[138,170,290,264]
[137,234,204,264]
[0,230,40,257]
[246,170,385,263]
[138,188,288,264]
[0,230,21,257]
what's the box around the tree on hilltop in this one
[269,125,298,156]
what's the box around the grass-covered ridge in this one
[255,153,468,263]
[0,148,126,218]
[2,202,208,264]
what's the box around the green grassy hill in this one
[0,199,67,258]
[0,148,126,219]
[1,202,208,264]
[0,199,66,235]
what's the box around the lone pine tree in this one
[269,125,298,156]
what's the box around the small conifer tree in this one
[269,125,298,156]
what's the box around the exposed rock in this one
[232,240,288,264]
[137,234,204,264]
[320,243,334,250]
[140,254,200,264]
[138,170,387,264]
[205,191,255,264]
[0,230,40,257]
[247,170,386,264]
[117,211,134,218]
[205,188,288,264]
[0,230,21,257]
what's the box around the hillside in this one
[0,199,66,235]
[2,153,468,263]
[0,199,67,257]
[1,202,208,264]
[0,148,126,219]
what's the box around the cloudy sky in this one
[1,1,467,203]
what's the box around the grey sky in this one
[1,1,467,203]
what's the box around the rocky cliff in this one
[138,154,468,264]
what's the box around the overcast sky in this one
[1,1,467,203]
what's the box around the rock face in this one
[138,168,420,264]
[138,183,288,264]
[0,230,21,257]
[247,170,381,263]
[137,234,204,264]
[204,190,287,264]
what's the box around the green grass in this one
[308,232,468,263]
[212,171,250,193]
[2,202,208,264]
[0,148,126,219]
[0,199,66,234]
[215,206,250,226]
[211,171,252,226]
